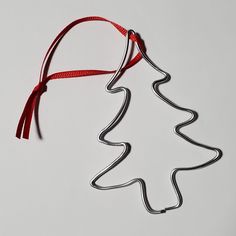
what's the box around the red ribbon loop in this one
[16,16,145,139]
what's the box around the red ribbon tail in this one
[16,91,38,139]
[16,108,28,139]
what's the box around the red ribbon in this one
[16,16,145,139]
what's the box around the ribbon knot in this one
[34,81,47,94]
[16,80,48,139]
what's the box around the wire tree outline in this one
[90,30,223,214]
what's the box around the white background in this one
[1,0,235,235]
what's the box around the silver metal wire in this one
[90,29,223,214]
